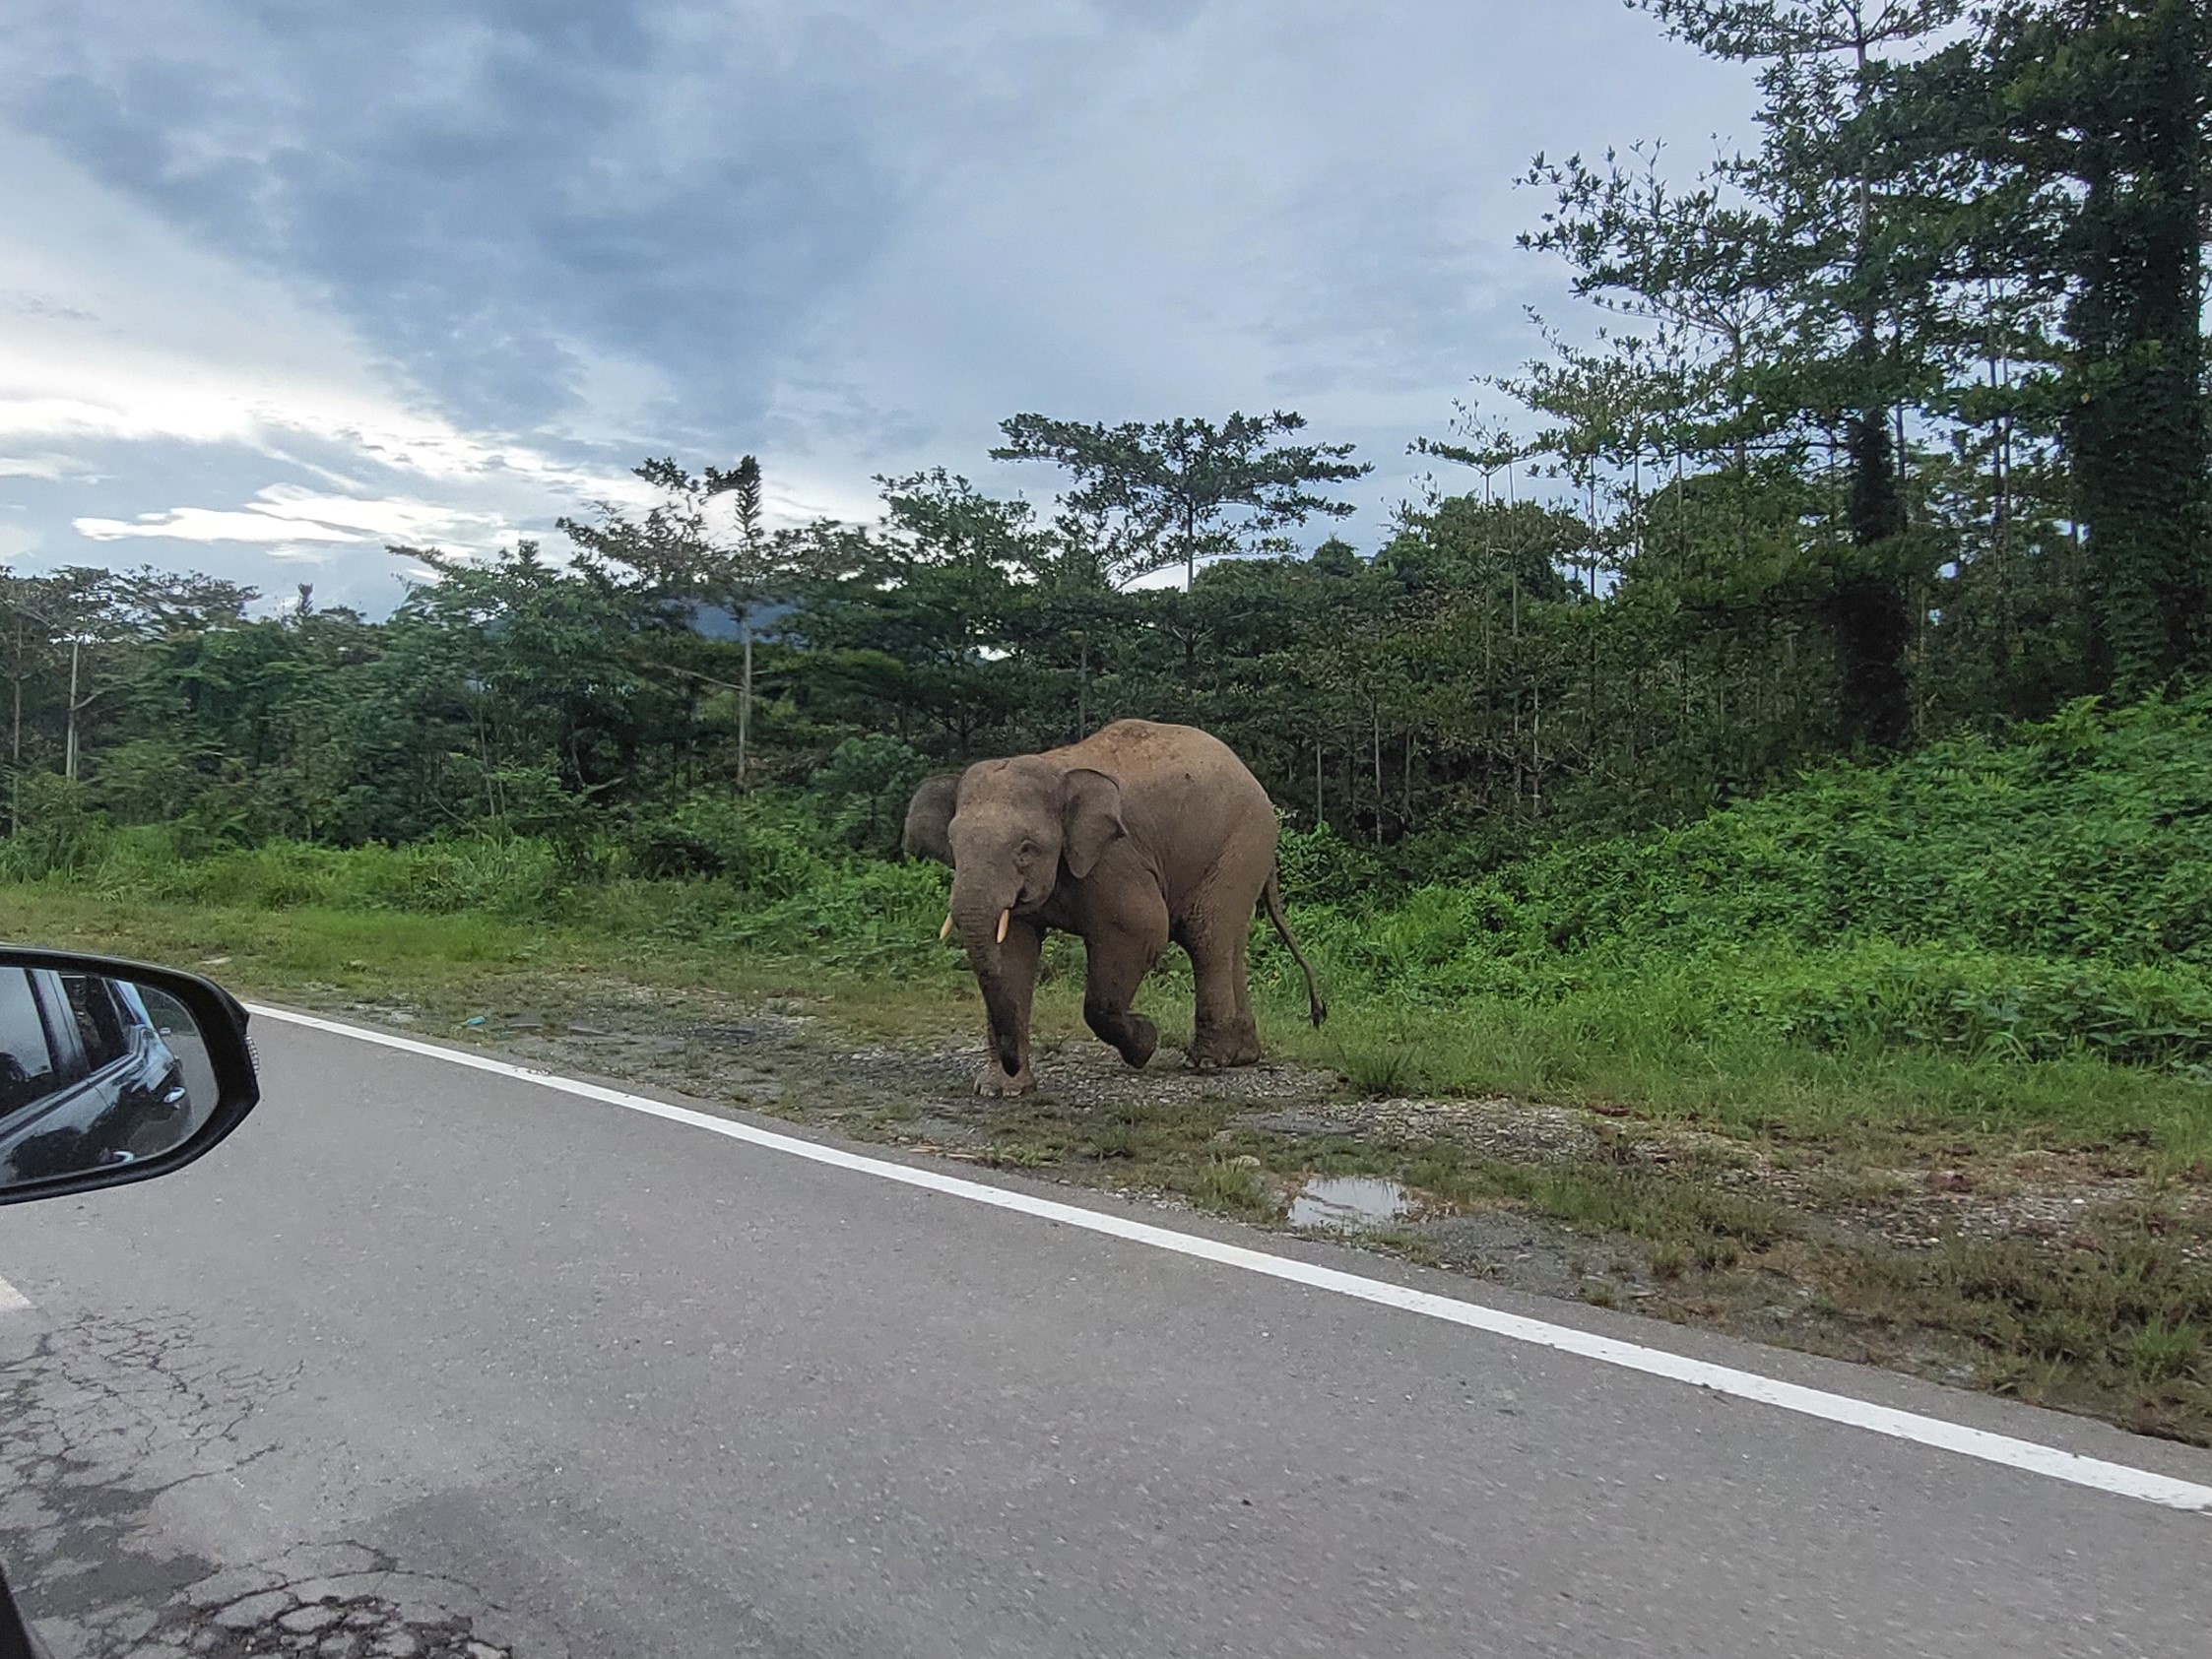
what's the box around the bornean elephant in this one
[902,719,1326,1097]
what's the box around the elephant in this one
[902,719,1327,1097]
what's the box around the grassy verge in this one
[6,879,2210,1445]
[12,870,2211,1165]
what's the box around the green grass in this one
[1265,975,2212,1167]
[8,863,2212,1176]
[1178,1156,1276,1221]
[0,880,973,1041]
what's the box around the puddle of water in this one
[1288,1175,1414,1232]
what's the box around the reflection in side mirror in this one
[0,953,258,1203]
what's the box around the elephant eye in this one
[1016,840,1038,862]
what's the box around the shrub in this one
[807,734,932,855]
[624,793,830,896]
[0,774,104,880]
[1757,944,2212,1071]
[1267,692,2212,1070]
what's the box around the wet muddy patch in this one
[1287,1176,1416,1232]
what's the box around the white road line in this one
[246,1000,2212,1517]
[0,1274,33,1314]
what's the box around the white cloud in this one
[0,452,88,480]
[73,482,509,547]
[75,505,358,545]
[753,0,1757,519]
[0,128,664,562]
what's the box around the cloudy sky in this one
[0,0,1755,613]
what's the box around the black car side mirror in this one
[0,947,260,1207]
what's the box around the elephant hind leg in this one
[1181,886,1264,1072]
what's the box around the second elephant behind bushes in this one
[902,719,1325,1097]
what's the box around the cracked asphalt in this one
[3,1019,2212,1657]
[0,1309,534,1659]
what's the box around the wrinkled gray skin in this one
[903,720,1326,1097]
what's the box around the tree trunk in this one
[1826,29,1914,750]
[1530,681,1542,817]
[1833,402,1914,749]
[1371,705,1383,843]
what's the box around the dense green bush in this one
[804,734,934,856]
[69,829,575,919]
[1265,693,2212,1071]
[1754,943,2212,1073]
[622,793,832,895]
[1499,693,2212,967]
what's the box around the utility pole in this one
[64,637,80,781]
[10,614,23,765]
[61,631,114,784]
[4,588,103,784]
[1071,629,1088,737]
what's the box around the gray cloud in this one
[8,0,912,439]
[0,0,1759,603]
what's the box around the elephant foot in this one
[975,1061,1036,1097]
[1187,1026,1263,1072]
[1112,1014,1159,1071]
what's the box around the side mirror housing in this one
[0,947,260,1207]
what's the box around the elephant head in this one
[903,758,1126,1074]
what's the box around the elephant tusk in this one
[940,914,954,942]
[997,909,1011,944]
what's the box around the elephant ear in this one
[1059,767,1126,880]
[902,775,961,864]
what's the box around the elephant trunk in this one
[949,875,1023,1076]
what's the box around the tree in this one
[1518,144,1784,479]
[1599,1,1967,747]
[1910,0,2211,692]
[727,455,766,788]
[0,567,140,784]
[0,571,78,772]
[104,567,258,637]
[878,469,1058,579]
[991,411,1370,589]
[559,454,789,789]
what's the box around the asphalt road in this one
[2,1018,2210,1659]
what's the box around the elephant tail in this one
[1263,867,1328,1028]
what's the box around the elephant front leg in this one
[1081,911,1166,1070]
[974,920,1042,1096]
